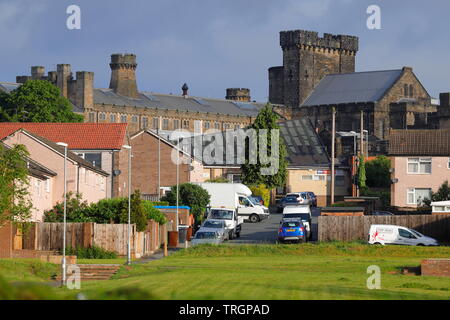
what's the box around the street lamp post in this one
[363,130,369,157]
[122,145,132,265]
[56,142,68,286]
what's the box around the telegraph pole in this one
[331,106,336,205]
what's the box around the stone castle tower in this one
[268,30,359,108]
[109,53,139,98]
[225,88,251,102]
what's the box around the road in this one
[228,207,320,244]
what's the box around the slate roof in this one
[0,82,21,93]
[165,118,330,168]
[279,119,330,167]
[94,89,266,117]
[0,123,127,150]
[302,69,403,107]
[389,129,450,156]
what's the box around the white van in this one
[282,205,312,239]
[368,225,439,246]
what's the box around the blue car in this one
[278,220,305,244]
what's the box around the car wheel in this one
[373,242,382,245]
[417,243,425,246]
[236,232,241,238]
[229,231,234,240]
[249,214,260,223]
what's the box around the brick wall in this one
[421,259,450,277]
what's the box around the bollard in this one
[164,241,168,257]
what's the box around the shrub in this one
[205,177,229,183]
[248,184,270,206]
[161,183,210,223]
[118,190,148,232]
[64,245,117,259]
[43,192,91,222]
[143,201,167,224]
[365,156,391,188]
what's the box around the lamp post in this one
[176,137,179,232]
[363,130,369,157]
[56,142,68,286]
[122,145,132,265]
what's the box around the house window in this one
[162,119,169,130]
[214,122,220,130]
[84,153,102,168]
[302,175,313,180]
[224,123,230,130]
[45,179,50,193]
[183,120,190,129]
[194,120,201,133]
[152,117,159,129]
[131,115,138,123]
[99,113,106,121]
[204,121,210,130]
[407,158,431,174]
[409,85,414,97]
[120,115,127,123]
[302,175,325,181]
[404,84,409,97]
[142,117,148,128]
[88,112,95,122]
[407,188,432,205]
[174,119,180,129]
[110,114,117,123]
[234,124,240,130]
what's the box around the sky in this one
[1,0,449,102]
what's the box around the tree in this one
[423,181,450,206]
[1,80,83,123]
[0,144,33,226]
[161,183,210,223]
[240,104,288,189]
[248,184,270,206]
[357,155,367,192]
[365,156,391,188]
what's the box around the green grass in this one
[0,259,58,282]
[77,258,128,265]
[2,243,450,300]
[56,243,450,300]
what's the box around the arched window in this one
[404,84,408,97]
[409,85,414,97]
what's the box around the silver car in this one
[200,219,229,240]
[191,230,225,246]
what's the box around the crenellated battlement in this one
[280,30,358,53]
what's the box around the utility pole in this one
[331,106,336,205]
[360,110,364,157]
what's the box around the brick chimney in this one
[109,53,139,98]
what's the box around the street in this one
[228,207,320,244]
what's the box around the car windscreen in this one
[195,232,217,239]
[409,229,423,238]
[203,221,223,228]
[284,197,298,203]
[283,213,310,220]
[248,196,260,205]
[209,210,233,220]
[282,221,301,228]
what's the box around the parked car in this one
[249,195,264,206]
[368,224,439,246]
[200,219,229,240]
[371,211,394,216]
[278,219,306,244]
[191,230,225,246]
[305,192,317,207]
[276,196,301,212]
[206,207,243,239]
[287,192,311,205]
[282,205,312,240]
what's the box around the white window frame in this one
[99,113,106,121]
[406,188,432,205]
[407,158,432,174]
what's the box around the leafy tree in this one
[161,183,210,223]
[119,190,148,232]
[0,144,33,226]
[241,104,288,189]
[43,192,91,222]
[1,80,83,122]
[365,156,391,188]
[423,181,450,206]
[357,155,367,192]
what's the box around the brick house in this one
[0,123,128,198]
[1,129,109,220]
[389,129,450,208]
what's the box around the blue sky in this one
[1,0,449,102]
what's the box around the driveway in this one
[228,206,321,244]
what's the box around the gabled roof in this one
[95,89,267,118]
[279,119,330,167]
[0,82,21,93]
[302,69,403,107]
[1,129,109,176]
[389,129,450,156]
[0,123,127,150]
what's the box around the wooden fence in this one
[19,220,166,258]
[318,214,450,242]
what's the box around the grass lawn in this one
[53,242,450,300]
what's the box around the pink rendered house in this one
[1,129,109,221]
[389,130,450,208]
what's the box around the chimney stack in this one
[182,83,189,97]
[226,88,251,102]
[109,53,139,98]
